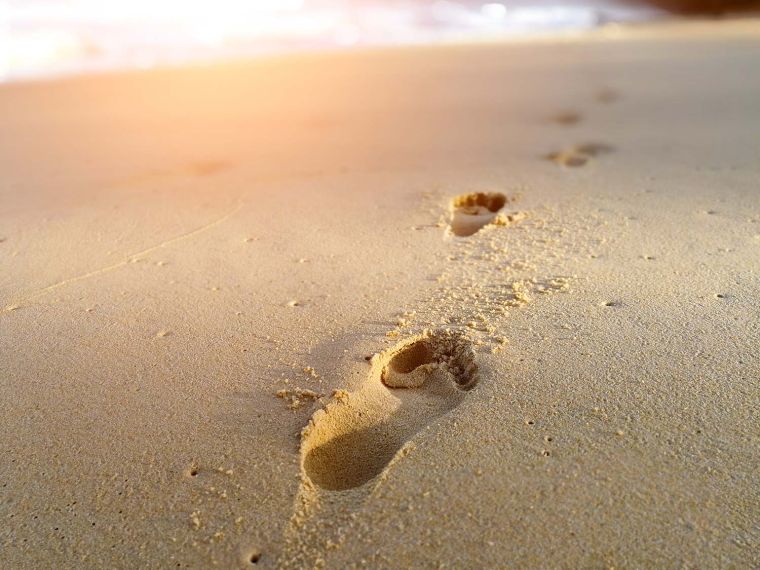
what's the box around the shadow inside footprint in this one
[301,330,478,491]
[449,192,508,237]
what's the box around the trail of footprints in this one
[277,87,617,565]
[294,97,614,489]
[545,88,619,168]
[277,198,507,565]
[296,191,517,494]
[286,191,519,500]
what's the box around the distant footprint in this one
[596,87,620,104]
[449,192,509,237]
[549,110,583,126]
[545,142,615,168]
[301,330,478,491]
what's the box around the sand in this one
[1,20,759,569]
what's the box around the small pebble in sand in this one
[276,388,323,410]
[303,366,318,378]
[332,389,350,404]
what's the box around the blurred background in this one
[0,0,758,83]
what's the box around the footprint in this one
[545,142,615,168]
[549,110,583,126]
[449,192,508,237]
[596,87,620,104]
[300,330,478,491]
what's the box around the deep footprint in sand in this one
[545,142,615,168]
[301,330,478,491]
[449,192,511,237]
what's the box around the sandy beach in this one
[1,20,759,569]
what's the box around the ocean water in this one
[0,0,666,82]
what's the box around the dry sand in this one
[1,20,758,569]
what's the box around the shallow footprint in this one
[301,330,478,491]
[449,192,509,237]
[549,110,583,126]
[545,142,615,168]
[596,87,620,104]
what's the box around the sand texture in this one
[1,21,759,569]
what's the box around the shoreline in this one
[2,17,759,88]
